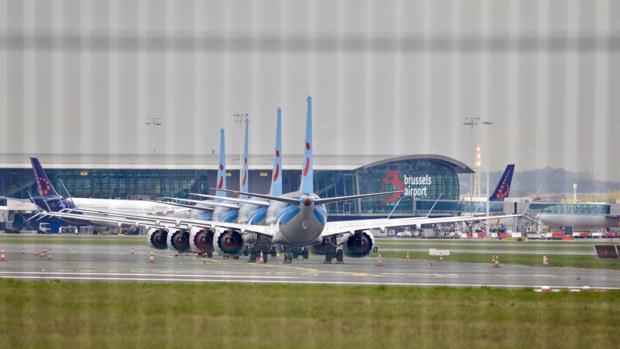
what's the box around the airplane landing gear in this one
[248,248,257,263]
[335,249,344,264]
[283,253,293,264]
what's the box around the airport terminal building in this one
[0,153,478,217]
[0,153,616,232]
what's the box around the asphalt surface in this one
[0,242,619,289]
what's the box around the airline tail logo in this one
[31,157,59,198]
[36,176,53,196]
[381,170,405,204]
[242,158,248,186]
[217,164,224,190]
[273,150,280,182]
[490,164,515,201]
[303,143,311,177]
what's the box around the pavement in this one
[0,242,619,289]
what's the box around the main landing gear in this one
[281,247,309,264]
[247,245,276,263]
[324,248,344,264]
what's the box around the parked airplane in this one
[36,96,521,263]
[165,113,282,260]
[28,156,235,248]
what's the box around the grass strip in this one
[0,280,619,349]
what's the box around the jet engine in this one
[189,227,215,254]
[166,228,191,253]
[214,229,245,256]
[341,230,375,258]
[147,228,168,250]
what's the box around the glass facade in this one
[354,159,461,215]
[529,203,610,215]
[0,157,462,215]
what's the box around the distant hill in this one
[459,167,620,197]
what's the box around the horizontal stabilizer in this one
[188,193,269,207]
[213,189,299,204]
[160,197,238,209]
[314,191,403,205]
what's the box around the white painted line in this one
[0,271,299,279]
[0,274,618,289]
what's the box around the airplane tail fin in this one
[240,119,250,198]
[30,157,61,198]
[489,164,515,201]
[215,129,227,198]
[301,96,314,195]
[270,108,283,196]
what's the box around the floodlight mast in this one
[145,117,163,154]
[462,116,492,202]
[233,113,249,190]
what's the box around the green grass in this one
[377,242,595,251]
[377,250,620,270]
[0,280,619,349]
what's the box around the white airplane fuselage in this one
[266,192,328,246]
[71,198,178,216]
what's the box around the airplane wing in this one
[160,198,239,209]
[321,214,522,237]
[38,208,274,236]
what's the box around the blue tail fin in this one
[270,108,283,196]
[489,164,515,201]
[301,96,314,194]
[215,129,227,198]
[31,157,60,198]
[240,119,250,198]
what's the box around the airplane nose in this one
[303,197,312,207]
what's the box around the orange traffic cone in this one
[375,253,384,267]
[148,251,155,264]
[258,251,265,264]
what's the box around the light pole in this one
[462,117,492,201]
[145,117,163,154]
[233,113,249,190]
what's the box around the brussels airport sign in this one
[381,170,432,204]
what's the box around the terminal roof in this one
[0,153,474,173]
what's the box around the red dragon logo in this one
[35,175,52,196]
[381,170,405,204]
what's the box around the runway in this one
[1,242,619,289]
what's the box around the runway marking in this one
[0,274,617,289]
[0,271,302,280]
[261,263,386,278]
[380,272,557,279]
